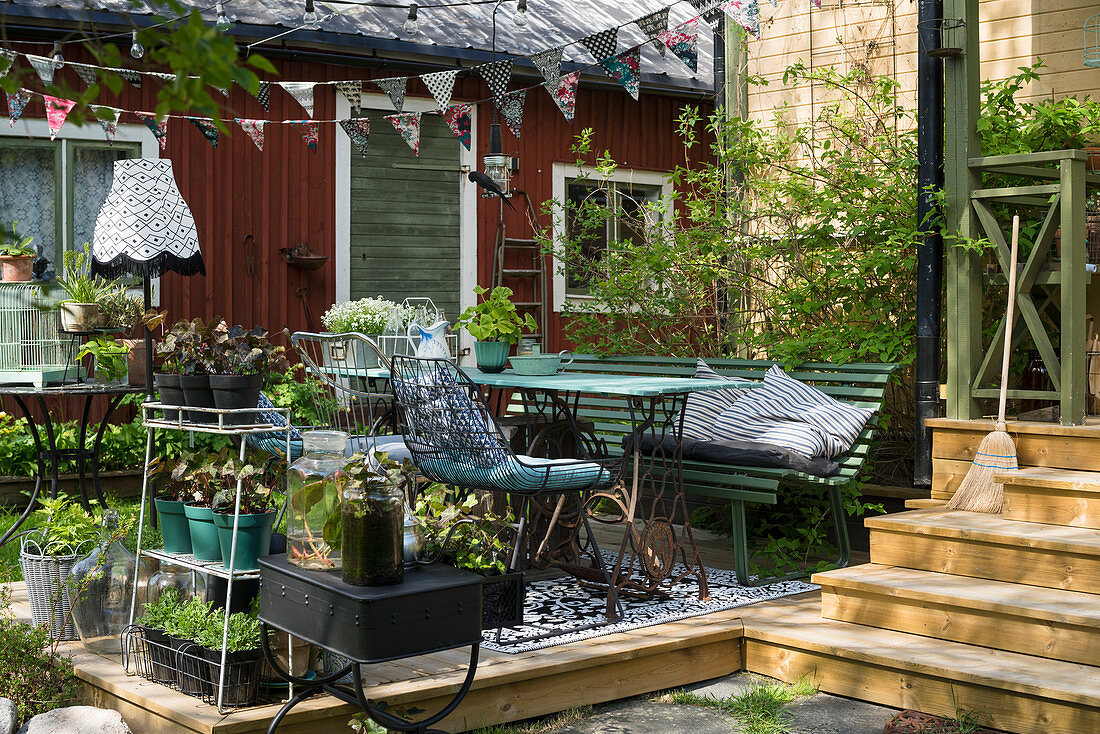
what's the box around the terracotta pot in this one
[1083,146,1100,172]
[0,255,35,282]
[123,339,146,387]
[59,303,101,333]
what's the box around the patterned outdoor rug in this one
[481,557,817,654]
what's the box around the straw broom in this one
[947,214,1021,513]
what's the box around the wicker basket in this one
[19,536,82,641]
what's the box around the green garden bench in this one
[558,355,900,586]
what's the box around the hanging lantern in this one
[918,17,965,59]
[482,120,512,198]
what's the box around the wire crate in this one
[0,283,72,386]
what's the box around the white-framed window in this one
[550,163,672,311]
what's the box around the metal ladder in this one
[491,189,547,343]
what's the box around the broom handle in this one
[997,215,1021,430]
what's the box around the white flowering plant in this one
[321,297,400,335]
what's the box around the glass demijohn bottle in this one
[342,471,404,586]
[286,431,347,570]
[69,509,137,654]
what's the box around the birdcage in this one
[0,283,74,386]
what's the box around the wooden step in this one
[904,498,947,509]
[996,467,1100,529]
[866,508,1100,593]
[813,564,1100,666]
[742,596,1100,734]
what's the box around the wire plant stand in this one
[125,402,293,713]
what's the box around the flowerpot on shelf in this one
[139,626,178,684]
[212,511,275,572]
[173,639,214,697]
[155,498,193,554]
[209,373,264,425]
[473,340,511,373]
[179,374,216,424]
[0,255,35,282]
[183,503,222,562]
[124,339,146,387]
[153,373,183,421]
[59,302,100,333]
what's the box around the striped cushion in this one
[679,359,749,440]
[713,365,874,458]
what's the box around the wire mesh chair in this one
[389,355,626,618]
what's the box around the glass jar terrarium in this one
[70,509,137,654]
[342,476,404,586]
[286,431,347,571]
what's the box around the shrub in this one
[0,587,79,722]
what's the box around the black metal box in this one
[257,555,482,664]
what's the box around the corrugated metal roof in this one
[7,0,715,92]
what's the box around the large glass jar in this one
[70,509,137,655]
[287,431,347,571]
[147,563,195,606]
[342,477,404,586]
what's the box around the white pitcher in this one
[411,320,451,360]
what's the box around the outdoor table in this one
[0,383,143,547]
[257,554,482,734]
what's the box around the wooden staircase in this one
[748,467,1100,734]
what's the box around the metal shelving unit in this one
[126,401,292,712]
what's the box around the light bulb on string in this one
[303,0,318,24]
[130,30,145,59]
[215,3,232,30]
[51,42,65,70]
[513,0,528,27]
[403,3,419,36]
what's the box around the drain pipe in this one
[914,0,946,487]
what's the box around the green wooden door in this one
[349,112,461,322]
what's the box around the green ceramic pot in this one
[154,498,192,555]
[183,503,221,562]
[212,511,275,572]
[473,340,511,373]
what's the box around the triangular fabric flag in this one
[374,77,407,113]
[497,89,526,139]
[43,96,76,140]
[421,70,458,111]
[441,104,471,151]
[135,112,168,150]
[289,120,319,153]
[599,46,642,101]
[92,106,121,144]
[252,81,271,110]
[73,64,98,87]
[335,81,361,116]
[530,47,563,87]
[27,55,55,86]
[477,60,512,103]
[635,8,670,57]
[385,112,421,156]
[581,27,618,63]
[0,50,14,78]
[721,0,761,38]
[340,118,371,158]
[279,81,315,117]
[187,116,219,148]
[658,18,700,74]
[812,0,821,8]
[236,118,265,150]
[544,71,580,123]
[119,69,142,89]
[213,84,229,97]
[6,91,30,127]
[691,0,725,23]
[150,72,175,82]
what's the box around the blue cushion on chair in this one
[247,392,304,459]
[489,455,613,493]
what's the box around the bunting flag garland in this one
[73,64,98,88]
[187,116,220,148]
[150,72,175,82]
[289,120,320,152]
[252,81,271,110]
[374,77,407,113]
[530,47,563,87]
[544,70,580,123]
[6,91,29,127]
[721,0,761,38]
[44,96,76,140]
[421,70,458,111]
[340,118,371,158]
[690,0,725,23]
[599,46,641,101]
[635,8,670,57]
[581,27,618,63]
[119,69,142,89]
[441,103,471,151]
[27,55,55,87]
[336,81,361,115]
[0,49,13,77]
[213,85,229,97]
[812,0,821,7]
[135,111,168,149]
[477,59,512,104]
[92,106,121,144]
[236,118,265,150]
[658,18,700,74]
[498,89,526,139]
[386,111,421,155]
[279,81,315,117]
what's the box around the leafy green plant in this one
[78,336,129,382]
[195,608,261,652]
[265,362,334,427]
[98,290,145,333]
[414,483,514,576]
[163,595,215,641]
[213,325,288,376]
[55,244,116,305]
[137,588,182,632]
[454,286,537,344]
[22,494,101,556]
[210,455,280,516]
[0,586,79,723]
[155,317,225,375]
[0,221,34,257]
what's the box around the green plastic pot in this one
[473,340,511,373]
[183,503,221,562]
[154,498,192,555]
[212,511,275,572]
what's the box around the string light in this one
[513,0,527,27]
[403,3,419,35]
[51,42,65,70]
[130,30,145,59]
[215,3,232,30]
[303,0,319,24]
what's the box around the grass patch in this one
[469,705,595,734]
[657,676,819,734]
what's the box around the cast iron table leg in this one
[76,395,93,510]
[87,393,127,510]
[0,395,46,547]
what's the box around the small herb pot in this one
[0,254,35,282]
[153,373,184,421]
[212,511,275,572]
[155,498,193,555]
[141,626,178,684]
[179,374,216,424]
[473,340,511,373]
[183,503,222,562]
[59,302,101,333]
[209,373,263,425]
[201,647,263,707]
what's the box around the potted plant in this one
[99,288,147,386]
[162,595,217,696]
[77,336,129,385]
[158,318,223,423]
[210,457,278,572]
[320,296,400,369]
[181,453,229,562]
[148,454,196,554]
[54,244,115,332]
[0,221,36,282]
[339,453,408,586]
[209,326,288,425]
[454,286,537,373]
[134,587,182,684]
[195,607,263,707]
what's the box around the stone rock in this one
[15,706,130,734]
[0,698,16,734]
[549,701,739,734]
